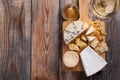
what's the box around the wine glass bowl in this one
[90,0,120,18]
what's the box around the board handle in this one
[79,0,89,21]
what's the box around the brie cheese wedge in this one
[80,46,107,77]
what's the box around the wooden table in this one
[0,0,120,80]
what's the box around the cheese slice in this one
[64,21,89,44]
[90,39,99,48]
[68,43,80,51]
[85,26,94,35]
[75,38,87,49]
[87,36,96,42]
[81,35,87,41]
[80,46,107,77]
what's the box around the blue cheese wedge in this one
[64,21,89,44]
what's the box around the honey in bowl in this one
[62,4,79,21]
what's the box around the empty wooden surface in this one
[0,0,120,80]
[31,0,59,80]
[0,0,31,80]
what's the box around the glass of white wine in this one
[90,0,120,18]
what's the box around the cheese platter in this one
[62,0,108,75]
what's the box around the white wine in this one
[90,0,119,18]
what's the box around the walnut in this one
[100,30,106,36]
[96,28,104,31]
[98,36,104,42]
[93,20,101,27]
[94,30,101,36]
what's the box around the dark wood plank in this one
[93,8,120,80]
[0,0,31,80]
[106,12,120,80]
[31,0,59,80]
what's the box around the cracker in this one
[95,42,108,53]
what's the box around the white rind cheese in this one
[80,46,107,77]
[85,26,94,35]
[64,21,89,44]
[87,36,96,42]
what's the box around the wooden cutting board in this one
[62,0,106,71]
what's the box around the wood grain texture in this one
[0,0,31,80]
[0,0,119,80]
[31,0,59,80]
[93,11,120,80]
